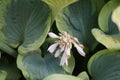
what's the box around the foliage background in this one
[0,0,120,80]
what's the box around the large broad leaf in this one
[0,0,11,30]
[17,51,75,80]
[0,0,52,54]
[0,61,21,80]
[93,0,120,50]
[98,0,120,34]
[43,0,78,18]
[88,49,120,80]
[92,28,120,50]
[0,0,17,57]
[43,74,84,80]
[55,0,105,51]
[0,70,7,80]
[112,6,120,31]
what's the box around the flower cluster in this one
[48,32,85,66]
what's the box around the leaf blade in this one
[98,0,120,33]
[43,74,80,80]
[92,28,120,50]
[88,49,120,80]
[0,0,52,53]
[55,0,105,50]
[0,70,7,80]
[17,51,67,80]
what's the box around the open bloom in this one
[48,32,85,66]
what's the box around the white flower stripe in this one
[60,52,68,66]
[54,49,61,57]
[73,42,85,56]
[48,32,59,38]
[66,48,71,58]
[48,43,59,53]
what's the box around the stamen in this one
[67,54,71,58]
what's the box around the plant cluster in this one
[0,0,120,80]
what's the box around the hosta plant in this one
[0,0,120,80]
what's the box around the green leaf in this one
[0,0,11,30]
[43,0,78,10]
[55,0,105,51]
[0,70,7,80]
[0,0,52,53]
[0,0,17,58]
[0,56,21,80]
[77,71,89,80]
[91,0,105,14]
[112,6,120,31]
[0,41,17,58]
[17,51,67,80]
[88,49,120,80]
[98,0,120,34]
[43,74,81,80]
[5,65,20,80]
[0,63,21,80]
[92,28,120,50]
[43,0,78,18]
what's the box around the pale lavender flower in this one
[48,32,85,66]
[48,43,59,53]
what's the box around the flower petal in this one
[65,58,68,65]
[60,54,68,66]
[59,45,65,52]
[48,43,59,53]
[48,32,59,38]
[54,49,61,57]
[73,42,85,56]
[60,49,68,66]
[66,48,71,58]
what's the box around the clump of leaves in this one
[0,0,120,80]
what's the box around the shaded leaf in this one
[0,0,11,30]
[17,51,67,80]
[88,49,120,80]
[91,0,105,14]
[0,63,21,80]
[92,28,120,50]
[55,0,105,51]
[0,70,7,80]
[0,0,18,58]
[77,71,89,80]
[98,0,120,34]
